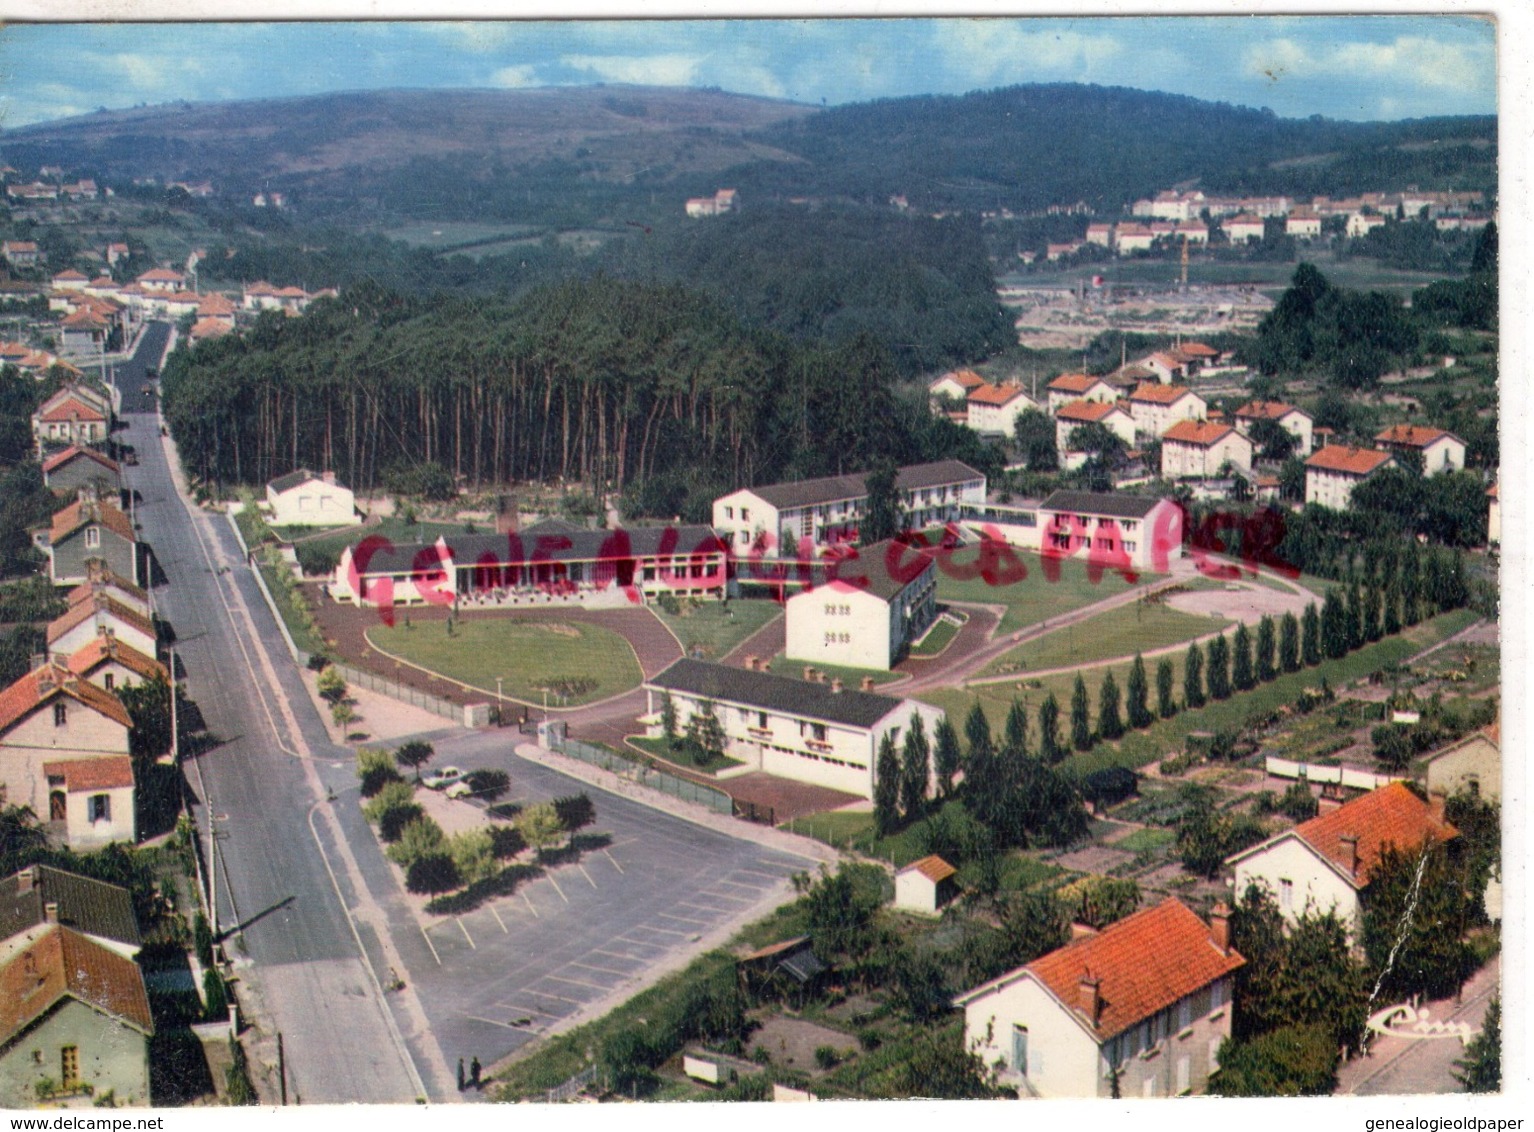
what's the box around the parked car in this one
[445,781,472,800]
[421,766,466,790]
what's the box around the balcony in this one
[805,738,834,753]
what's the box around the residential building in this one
[928,369,987,404]
[1127,384,1206,441]
[1,240,39,267]
[0,663,135,850]
[783,540,938,671]
[188,317,234,343]
[1374,425,1466,475]
[31,389,110,452]
[51,271,89,292]
[1304,446,1395,509]
[1113,224,1154,254]
[33,497,138,587]
[1173,221,1209,245]
[966,383,1038,438]
[893,855,958,916]
[685,188,740,218]
[0,925,152,1107]
[0,866,142,958]
[330,521,728,607]
[47,596,158,662]
[1285,208,1323,238]
[104,243,130,267]
[1084,223,1114,247]
[1045,373,1119,413]
[1347,212,1388,239]
[65,636,168,696]
[133,268,185,293]
[1036,490,1185,572]
[711,460,985,556]
[1226,782,1458,933]
[1426,724,1500,803]
[1234,401,1315,456]
[642,658,944,799]
[41,447,120,499]
[265,469,360,528]
[1054,400,1135,455]
[1223,214,1266,243]
[65,567,150,621]
[956,899,1244,1098]
[1139,352,1189,384]
[1160,421,1254,480]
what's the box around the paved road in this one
[111,321,170,416]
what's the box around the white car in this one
[421,766,466,790]
[444,781,472,800]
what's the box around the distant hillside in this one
[0,83,1495,225]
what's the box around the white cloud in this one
[931,20,1126,83]
[419,23,518,54]
[105,52,178,92]
[1244,33,1492,93]
[561,53,704,87]
[489,64,539,88]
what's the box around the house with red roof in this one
[1,240,40,267]
[1138,351,1190,384]
[1045,373,1118,414]
[42,446,120,498]
[1304,445,1395,509]
[1227,782,1458,935]
[928,368,987,404]
[1112,223,1154,254]
[957,899,1243,1097]
[51,270,89,292]
[1234,400,1314,456]
[1055,399,1135,456]
[0,663,135,850]
[30,389,109,452]
[33,496,139,587]
[966,382,1038,438]
[134,267,184,293]
[66,567,150,621]
[1160,420,1253,480]
[1223,214,1266,244]
[65,636,168,696]
[0,924,153,1106]
[1127,383,1206,441]
[47,595,157,664]
[1374,424,1466,475]
[893,854,958,915]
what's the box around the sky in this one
[0,15,1498,130]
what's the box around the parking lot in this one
[393,730,815,1070]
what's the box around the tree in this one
[553,793,597,832]
[1301,602,1322,666]
[1013,408,1059,472]
[1278,611,1300,673]
[1004,698,1029,755]
[1156,657,1177,719]
[933,716,961,798]
[406,853,461,895]
[899,712,931,821]
[1126,654,1152,729]
[316,665,348,705]
[1206,635,1231,700]
[888,947,949,1023]
[1184,641,1206,708]
[1344,582,1364,651]
[1211,1025,1338,1097]
[1246,418,1297,462]
[659,691,678,747]
[874,731,902,837]
[513,802,566,861]
[1384,576,1403,636]
[1371,724,1413,772]
[885,1029,998,1100]
[330,701,356,730]
[1176,784,1265,878]
[1064,674,1089,751]
[686,699,727,764]
[1037,694,1065,764]
[1231,623,1255,691]
[394,739,434,782]
[463,768,511,803]
[1255,616,1277,683]
[116,676,183,763]
[1454,995,1500,1093]
[1097,671,1123,741]
[1361,839,1475,1002]
[447,829,497,887]
[1362,584,1383,642]
[1058,875,1140,929]
[861,455,903,545]
[1320,589,1347,659]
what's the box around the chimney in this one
[803,666,816,683]
[1339,835,1361,877]
[744,655,757,671]
[43,902,59,924]
[1078,975,1101,1026]
[322,470,337,485]
[1210,902,1231,955]
[860,676,876,692]
[29,653,47,672]
[831,678,843,694]
[17,866,38,894]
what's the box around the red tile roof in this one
[0,925,153,1047]
[49,498,135,545]
[902,855,957,883]
[46,595,154,648]
[1291,782,1458,887]
[42,446,119,475]
[67,572,147,609]
[1162,420,1239,447]
[1057,399,1123,423]
[967,382,1031,407]
[1022,900,1243,1040]
[66,637,167,684]
[52,270,88,282]
[42,755,136,792]
[196,292,237,316]
[1048,372,1106,394]
[1236,400,1305,422]
[1129,383,1196,406]
[932,369,987,391]
[1375,424,1459,449]
[37,395,106,424]
[0,663,133,734]
[1305,445,1394,476]
[190,317,233,339]
[136,268,183,283]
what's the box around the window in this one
[60,1046,79,1089]
[89,794,110,822]
[1210,979,1226,1011]
[84,526,100,549]
[1279,878,1294,910]
[1208,1037,1223,1071]
[740,508,750,522]
[810,723,827,743]
[757,712,767,729]
[1176,1055,1191,1094]
[53,702,67,728]
[1142,1077,1157,1098]
[724,506,734,519]
[1178,998,1192,1032]
[103,673,114,691]
[1012,1026,1029,1076]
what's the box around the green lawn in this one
[256,560,326,657]
[299,517,483,558]
[366,618,643,706]
[766,654,905,687]
[934,551,1150,634]
[651,598,782,660]
[923,609,1479,781]
[627,735,745,775]
[909,616,960,657]
[980,601,1228,677]
[1111,827,1176,854]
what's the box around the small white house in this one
[928,369,987,404]
[1055,400,1135,458]
[1127,384,1206,442]
[893,855,958,915]
[1304,446,1395,510]
[1234,401,1315,456]
[784,541,937,671]
[1425,724,1500,803]
[265,469,360,528]
[1374,425,1466,476]
[1160,421,1254,480]
[1045,373,1119,414]
[46,597,157,662]
[956,899,1244,1098]
[965,383,1038,438]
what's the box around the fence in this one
[1264,755,1404,792]
[549,735,733,815]
[546,1064,603,1103]
[334,663,464,725]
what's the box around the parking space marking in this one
[628,924,689,938]
[577,863,598,888]
[656,910,712,927]
[735,868,787,881]
[602,944,664,959]
[570,960,631,978]
[521,891,540,918]
[546,872,569,903]
[526,987,586,1006]
[543,973,611,992]
[419,924,442,965]
[695,888,756,902]
[459,918,476,949]
[679,898,745,913]
[487,904,508,933]
[711,878,762,891]
[494,1002,559,1020]
[603,848,625,875]
[466,1014,533,1031]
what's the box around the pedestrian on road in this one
[457,1058,465,1092]
[471,1057,482,1089]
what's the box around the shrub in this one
[1211,1025,1338,1097]
[378,803,425,843]
[406,853,461,895]
[357,748,404,798]
[386,817,446,867]
[463,768,510,802]
[813,1045,841,1070]
[447,829,497,887]
[316,666,348,705]
[553,793,596,832]
[363,780,416,823]
[193,912,214,969]
[296,543,341,577]
[487,825,527,859]
[202,968,229,1022]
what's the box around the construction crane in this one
[1180,236,1190,292]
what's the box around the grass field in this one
[922,608,1479,781]
[765,654,905,687]
[980,601,1228,677]
[256,561,326,657]
[650,598,782,660]
[627,735,745,775]
[378,221,538,249]
[367,617,643,705]
[934,552,1149,634]
[909,616,960,657]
